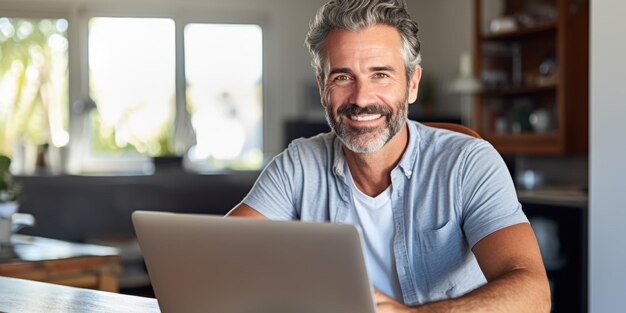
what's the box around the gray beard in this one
[324,98,408,154]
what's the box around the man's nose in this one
[349,79,375,107]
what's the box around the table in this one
[0,276,160,313]
[0,234,121,292]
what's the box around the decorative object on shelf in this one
[449,52,483,127]
[449,52,483,94]
[529,108,553,133]
[522,2,558,25]
[509,97,533,133]
[535,54,558,86]
[495,115,509,134]
[517,169,544,190]
[489,15,518,33]
[480,43,515,88]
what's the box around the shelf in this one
[483,133,563,154]
[481,22,557,41]
[473,0,588,155]
[481,84,557,97]
[517,186,588,209]
[485,132,559,141]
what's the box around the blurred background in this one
[0,0,623,312]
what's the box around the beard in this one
[324,94,408,153]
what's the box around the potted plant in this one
[0,155,21,248]
[0,156,20,216]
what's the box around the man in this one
[228,0,550,312]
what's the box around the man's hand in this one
[374,289,415,313]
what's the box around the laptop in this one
[132,210,378,313]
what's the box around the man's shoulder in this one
[408,120,496,169]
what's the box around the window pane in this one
[185,24,263,171]
[88,17,175,156]
[0,17,69,159]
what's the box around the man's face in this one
[318,25,421,153]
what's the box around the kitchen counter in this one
[517,186,588,209]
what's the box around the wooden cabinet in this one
[0,235,120,292]
[472,0,588,154]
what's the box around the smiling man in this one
[228,0,550,312]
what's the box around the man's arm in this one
[375,223,551,313]
[226,203,269,219]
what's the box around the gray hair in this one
[305,0,421,82]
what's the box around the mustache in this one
[337,103,392,116]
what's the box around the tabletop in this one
[0,276,160,313]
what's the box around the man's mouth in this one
[348,113,382,121]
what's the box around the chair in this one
[422,122,481,139]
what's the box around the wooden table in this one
[0,234,121,292]
[0,276,160,313]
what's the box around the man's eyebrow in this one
[370,66,395,72]
[329,67,353,75]
[329,66,396,75]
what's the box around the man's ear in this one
[407,65,422,104]
[316,75,326,107]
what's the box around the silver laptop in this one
[132,210,377,313]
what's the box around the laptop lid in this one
[132,210,377,313]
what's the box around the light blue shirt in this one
[242,120,528,305]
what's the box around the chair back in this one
[422,122,481,139]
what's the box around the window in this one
[184,23,263,171]
[0,12,264,174]
[88,17,176,156]
[0,17,69,173]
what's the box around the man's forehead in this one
[322,25,404,71]
[325,25,403,46]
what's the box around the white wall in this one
[589,0,626,311]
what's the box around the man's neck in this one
[343,124,409,197]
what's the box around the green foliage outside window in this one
[0,17,69,157]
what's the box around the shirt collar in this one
[397,120,420,179]
[332,136,346,177]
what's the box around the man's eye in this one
[373,73,389,79]
[334,75,351,81]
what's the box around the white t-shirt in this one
[344,166,403,301]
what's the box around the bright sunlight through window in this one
[0,17,69,157]
[88,17,176,156]
[184,23,263,171]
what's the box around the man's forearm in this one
[411,268,550,313]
